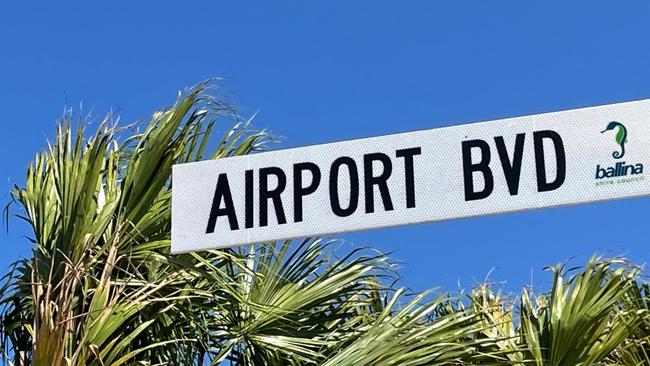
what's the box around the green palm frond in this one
[321,288,496,366]
[190,239,392,365]
[0,82,268,365]
[518,257,642,366]
[1,81,650,366]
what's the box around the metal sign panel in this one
[172,100,650,253]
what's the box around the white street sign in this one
[172,100,650,253]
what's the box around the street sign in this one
[171,100,650,253]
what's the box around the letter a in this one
[206,173,239,233]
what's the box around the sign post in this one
[172,100,650,253]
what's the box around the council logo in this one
[595,121,643,183]
[601,121,627,159]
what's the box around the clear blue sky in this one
[1,1,649,294]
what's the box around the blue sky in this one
[1,1,649,294]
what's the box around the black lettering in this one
[494,134,525,195]
[293,162,321,223]
[245,169,254,228]
[259,167,287,227]
[329,157,359,217]
[533,130,566,192]
[462,140,494,201]
[206,173,239,232]
[396,147,421,208]
[364,153,394,213]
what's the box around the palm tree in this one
[0,83,486,365]
[0,82,649,365]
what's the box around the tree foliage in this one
[1,84,649,365]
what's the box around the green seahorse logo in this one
[601,121,627,159]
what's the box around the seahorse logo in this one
[601,121,627,159]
